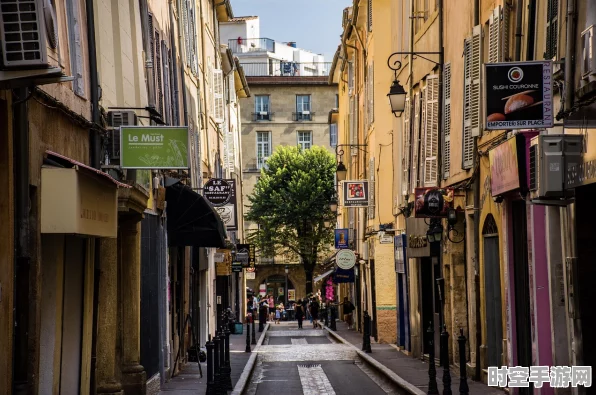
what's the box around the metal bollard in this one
[245,318,251,353]
[259,306,265,332]
[223,326,233,390]
[213,332,221,394]
[330,305,337,331]
[441,325,452,395]
[458,329,469,395]
[324,307,329,327]
[252,311,257,345]
[206,335,215,395]
[427,322,439,394]
[362,311,372,353]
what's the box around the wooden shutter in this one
[410,92,421,193]
[442,63,451,179]
[162,41,171,125]
[213,68,224,123]
[462,25,481,169]
[402,97,411,196]
[367,0,372,32]
[502,3,511,61]
[182,0,191,68]
[488,7,500,63]
[155,31,163,116]
[471,25,482,137]
[368,157,375,219]
[423,75,439,187]
[545,0,558,59]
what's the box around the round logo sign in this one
[507,67,524,83]
[336,249,356,270]
[203,178,232,206]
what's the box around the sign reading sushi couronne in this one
[414,187,454,218]
[336,249,356,270]
[485,61,553,130]
[120,126,189,169]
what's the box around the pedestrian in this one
[309,297,320,328]
[268,294,275,322]
[275,306,281,324]
[295,299,304,329]
[340,296,356,330]
[261,295,270,322]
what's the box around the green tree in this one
[246,145,336,294]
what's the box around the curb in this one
[230,322,270,395]
[323,325,425,395]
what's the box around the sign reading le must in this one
[204,178,232,206]
[336,249,356,270]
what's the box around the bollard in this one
[330,305,337,331]
[206,335,215,395]
[458,329,469,395]
[213,332,221,395]
[362,311,372,353]
[324,306,329,327]
[259,305,265,332]
[427,322,439,394]
[245,319,251,353]
[441,325,452,395]
[223,326,233,390]
[251,312,257,345]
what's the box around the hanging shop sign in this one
[334,228,349,249]
[334,267,355,283]
[245,271,256,280]
[405,218,430,258]
[336,249,356,270]
[394,233,406,273]
[485,61,553,130]
[120,126,189,169]
[212,179,238,231]
[414,188,454,218]
[236,244,255,268]
[489,134,527,196]
[232,262,243,273]
[342,180,369,207]
[204,178,232,205]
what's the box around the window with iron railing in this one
[295,95,312,121]
[254,95,271,120]
[256,131,271,169]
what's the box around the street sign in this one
[120,126,189,169]
[204,178,232,206]
[336,249,356,270]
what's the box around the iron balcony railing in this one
[240,62,331,77]
[292,112,315,121]
[228,38,275,53]
[251,112,275,121]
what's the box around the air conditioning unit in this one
[0,0,58,69]
[107,111,137,161]
[529,135,583,201]
[581,25,596,80]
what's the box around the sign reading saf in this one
[120,126,189,169]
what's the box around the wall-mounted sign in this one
[334,267,355,283]
[232,262,242,272]
[489,135,526,197]
[336,249,356,270]
[485,61,553,130]
[342,180,369,207]
[394,234,406,273]
[379,233,394,244]
[414,188,454,218]
[120,126,189,169]
[335,228,349,249]
[245,271,256,280]
[214,252,225,263]
[288,289,296,301]
[204,178,232,206]
[406,218,431,258]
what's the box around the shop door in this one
[483,218,503,367]
[421,257,440,357]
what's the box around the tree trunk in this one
[304,267,314,295]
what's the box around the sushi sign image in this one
[484,61,553,130]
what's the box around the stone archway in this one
[251,265,306,302]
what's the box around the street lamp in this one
[427,220,443,243]
[336,161,347,181]
[387,79,407,117]
[284,265,289,308]
[330,199,338,213]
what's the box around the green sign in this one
[120,126,189,169]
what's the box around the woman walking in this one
[268,294,275,322]
[309,297,320,328]
[340,296,356,330]
[295,299,305,329]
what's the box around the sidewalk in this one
[159,327,258,394]
[329,320,504,395]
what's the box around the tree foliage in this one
[246,146,336,292]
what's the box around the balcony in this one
[240,62,331,77]
[228,38,275,54]
[292,112,315,121]
[251,112,275,121]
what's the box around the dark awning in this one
[166,181,227,248]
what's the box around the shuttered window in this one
[442,63,451,179]
[212,68,225,123]
[367,0,372,32]
[162,41,171,125]
[502,4,511,61]
[410,92,422,193]
[462,25,482,169]
[423,75,439,186]
[348,61,354,94]
[368,157,375,219]
[402,97,411,196]
[155,31,163,116]
[545,0,558,59]
[488,7,500,63]
[66,0,84,96]
[367,63,374,128]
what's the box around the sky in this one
[230,0,352,62]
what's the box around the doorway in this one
[482,215,503,367]
[263,275,294,306]
[420,257,440,357]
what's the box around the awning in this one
[166,181,227,248]
[314,269,335,284]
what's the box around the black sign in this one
[485,61,553,130]
[236,244,255,268]
[232,262,242,272]
[204,178,232,206]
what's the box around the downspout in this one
[169,4,180,126]
[198,0,211,177]
[564,0,577,113]
[472,0,481,381]
[174,0,188,127]
[406,0,414,201]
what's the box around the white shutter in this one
[402,97,411,196]
[419,87,427,186]
[488,7,500,63]
[368,157,375,219]
[423,75,439,187]
[228,126,236,170]
[471,25,482,137]
[369,63,374,125]
[442,63,451,179]
[222,122,229,170]
[410,92,421,193]
[229,73,236,103]
[367,0,372,32]
[212,68,225,123]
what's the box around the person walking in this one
[268,294,275,322]
[309,297,320,328]
[340,296,356,330]
[295,299,305,329]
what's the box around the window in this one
[296,95,311,120]
[335,94,339,108]
[182,0,199,74]
[367,0,372,32]
[462,25,482,169]
[545,0,559,59]
[255,95,270,120]
[256,131,271,169]
[212,68,224,123]
[66,0,84,96]
[442,63,451,179]
[297,131,312,150]
[330,124,338,147]
[422,75,439,187]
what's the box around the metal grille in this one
[0,0,47,67]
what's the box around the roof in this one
[228,16,258,22]
[45,150,131,188]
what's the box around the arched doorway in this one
[482,214,503,367]
[262,275,295,305]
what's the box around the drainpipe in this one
[564,0,576,113]
[472,0,481,381]
[198,0,211,177]
[169,4,180,126]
